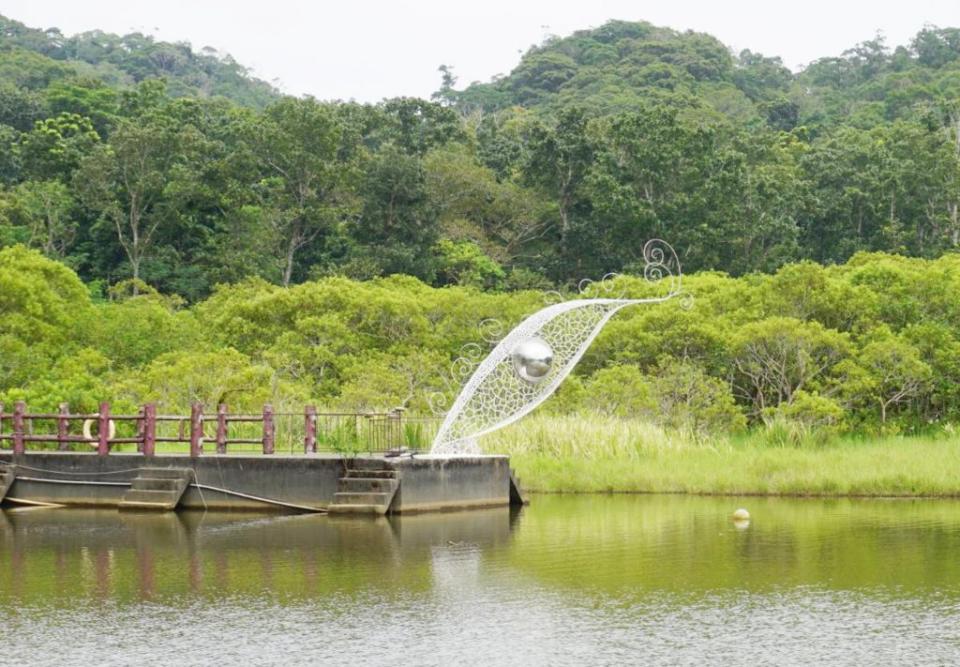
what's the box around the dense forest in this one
[3,245,959,436]
[1,15,959,298]
[2,15,960,435]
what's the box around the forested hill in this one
[0,15,959,302]
[0,14,278,114]
[448,20,960,132]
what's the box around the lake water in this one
[2,495,960,666]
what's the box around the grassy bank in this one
[486,415,960,496]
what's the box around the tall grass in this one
[485,414,960,496]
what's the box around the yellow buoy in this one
[732,508,750,521]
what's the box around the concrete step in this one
[345,459,395,472]
[119,467,192,511]
[343,469,396,479]
[118,500,179,511]
[137,467,193,480]
[329,465,400,515]
[120,489,180,510]
[131,478,181,491]
[332,491,391,506]
[327,503,388,515]
[337,478,397,493]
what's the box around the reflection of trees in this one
[6,498,956,605]
[0,508,514,603]
[490,496,960,596]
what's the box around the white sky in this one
[3,1,960,103]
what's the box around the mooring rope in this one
[4,497,65,508]
[2,463,144,476]
[191,470,208,511]
[14,475,128,486]
[189,482,321,513]
[3,471,323,512]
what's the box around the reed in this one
[486,415,960,496]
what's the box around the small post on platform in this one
[136,406,144,452]
[304,405,317,454]
[190,403,203,457]
[58,403,70,451]
[216,404,228,454]
[143,403,156,457]
[0,402,4,439]
[390,407,405,450]
[262,404,274,455]
[97,401,110,456]
[12,401,25,455]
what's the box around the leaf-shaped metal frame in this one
[431,240,684,455]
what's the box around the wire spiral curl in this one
[428,319,506,418]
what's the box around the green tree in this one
[45,79,119,136]
[351,144,437,279]
[376,98,465,156]
[0,244,91,346]
[337,349,447,412]
[91,293,203,368]
[74,115,205,286]
[0,125,19,184]
[584,365,655,418]
[837,331,932,423]
[524,107,595,274]
[424,144,548,265]
[121,348,293,412]
[3,348,114,414]
[19,112,99,181]
[732,317,850,416]
[252,97,357,286]
[4,180,77,258]
[0,82,47,131]
[651,358,745,434]
[0,245,92,390]
[434,239,505,289]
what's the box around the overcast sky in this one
[4,1,960,102]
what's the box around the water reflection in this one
[3,496,960,665]
[497,495,960,596]
[0,507,517,603]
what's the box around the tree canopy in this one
[2,15,960,439]
[1,15,959,296]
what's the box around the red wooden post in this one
[143,403,156,457]
[216,404,228,454]
[262,404,274,455]
[304,405,317,454]
[12,401,25,455]
[136,407,144,452]
[97,401,110,456]
[58,403,70,451]
[190,402,203,457]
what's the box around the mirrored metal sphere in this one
[511,337,554,384]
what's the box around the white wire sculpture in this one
[430,239,685,455]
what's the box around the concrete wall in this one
[0,452,346,511]
[0,452,518,513]
[390,455,512,513]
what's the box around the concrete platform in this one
[0,452,523,514]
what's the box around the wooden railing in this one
[0,401,432,456]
